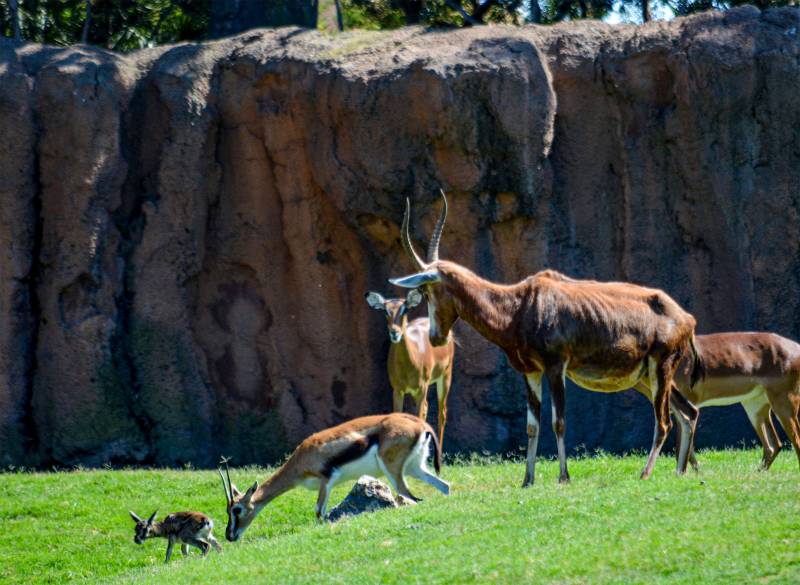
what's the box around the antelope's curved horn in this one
[426,190,448,263]
[401,198,427,271]
[218,467,231,504]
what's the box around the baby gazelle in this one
[219,413,449,542]
[129,510,222,562]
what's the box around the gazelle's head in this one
[218,459,259,542]
[365,289,423,343]
[390,191,458,346]
[129,510,158,544]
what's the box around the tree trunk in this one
[81,1,92,44]
[334,0,344,31]
[528,0,542,23]
[641,0,651,22]
[9,0,22,41]
[399,0,424,24]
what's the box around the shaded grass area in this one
[1,449,799,584]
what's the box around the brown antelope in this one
[365,289,456,447]
[638,331,800,472]
[218,413,449,541]
[390,192,702,485]
[129,510,222,562]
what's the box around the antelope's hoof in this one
[558,475,571,485]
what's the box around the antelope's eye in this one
[233,507,241,516]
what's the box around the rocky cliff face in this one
[1,7,799,467]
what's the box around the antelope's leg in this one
[180,543,189,557]
[641,356,675,480]
[189,538,210,556]
[670,388,698,474]
[417,392,429,422]
[768,393,800,469]
[546,363,570,484]
[764,409,782,467]
[742,395,777,470]
[165,536,175,563]
[207,535,223,552]
[393,389,405,413]
[436,372,452,448]
[380,455,420,502]
[522,372,543,487]
[315,478,332,522]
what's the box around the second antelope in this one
[129,510,222,562]
[365,289,456,448]
[218,413,449,541]
[638,331,800,472]
[390,191,702,485]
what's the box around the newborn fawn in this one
[129,510,222,562]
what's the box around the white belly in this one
[700,386,765,408]
[329,445,383,486]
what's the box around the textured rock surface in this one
[1,7,799,467]
[326,475,404,522]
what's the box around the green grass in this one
[2,449,799,584]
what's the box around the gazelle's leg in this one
[523,372,543,487]
[669,388,698,474]
[436,372,452,448]
[406,438,450,495]
[764,409,782,467]
[769,391,800,469]
[380,454,420,502]
[188,538,210,556]
[207,534,222,552]
[546,362,570,484]
[315,478,332,522]
[641,356,676,480]
[164,536,175,563]
[742,394,777,469]
[180,543,189,556]
[393,389,404,413]
[417,392,429,423]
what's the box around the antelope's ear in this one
[147,510,158,524]
[129,511,142,523]
[365,291,386,310]
[389,270,441,288]
[230,483,242,498]
[244,481,258,502]
[405,289,423,308]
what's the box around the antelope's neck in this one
[251,462,296,509]
[441,263,522,350]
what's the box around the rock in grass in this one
[327,476,411,522]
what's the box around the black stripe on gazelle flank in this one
[321,432,380,478]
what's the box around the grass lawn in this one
[1,448,799,584]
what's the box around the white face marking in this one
[427,298,439,340]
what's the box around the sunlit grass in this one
[1,448,799,584]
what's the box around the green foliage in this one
[2,449,800,584]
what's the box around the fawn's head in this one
[365,289,423,343]
[129,510,158,544]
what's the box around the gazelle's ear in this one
[364,291,386,310]
[389,270,441,288]
[244,481,258,502]
[230,483,242,498]
[129,511,142,523]
[147,510,158,524]
[405,289,423,308]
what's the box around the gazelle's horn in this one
[426,190,448,263]
[401,198,427,271]
[218,455,233,504]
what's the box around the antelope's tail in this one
[689,334,706,388]
[425,427,442,474]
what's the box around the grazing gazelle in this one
[129,510,222,562]
[390,191,702,485]
[218,413,449,541]
[365,289,456,447]
[641,331,800,472]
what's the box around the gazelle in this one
[129,510,222,562]
[640,332,800,471]
[365,289,456,448]
[218,413,449,541]
[390,191,702,485]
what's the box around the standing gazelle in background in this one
[365,289,456,448]
[390,191,702,485]
[129,510,222,562]
[644,331,800,472]
[218,413,449,541]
